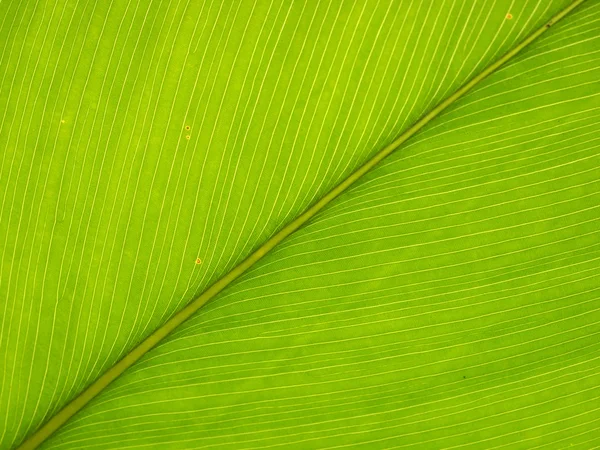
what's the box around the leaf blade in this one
[36,2,600,448]
[1,0,596,448]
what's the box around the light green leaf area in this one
[1,0,599,448]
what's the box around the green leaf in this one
[1,0,599,448]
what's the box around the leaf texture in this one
[0,0,599,448]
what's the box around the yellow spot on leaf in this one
[186,135,191,140]
[506,13,513,19]
[195,258,202,265]
[185,125,191,131]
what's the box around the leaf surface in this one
[0,0,599,448]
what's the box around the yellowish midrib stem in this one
[17,0,585,448]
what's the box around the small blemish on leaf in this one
[506,13,513,19]
[185,125,191,131]
[186,135,191,140]
[61,119,65,124]
[195,258,202,265]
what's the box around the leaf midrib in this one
[17,1,586,448]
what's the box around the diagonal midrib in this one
[17,1,586,448]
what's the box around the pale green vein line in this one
[16,0,586,448]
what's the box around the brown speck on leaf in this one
[195,258,202,265]
[185,125,191,130]
[506,13,513,19]
[186,135,191,140]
